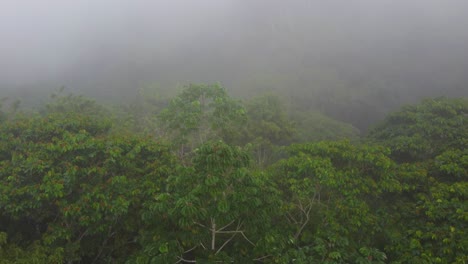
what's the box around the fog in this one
[1,0,468,122]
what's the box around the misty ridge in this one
[1,0,467,128]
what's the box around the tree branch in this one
[286,211,299,225]
[253,255,272,262]
[211,218,216,250]
[176,256,197,263]
[217,219,236,232]
[183,245,198,254]
[193,221,208,229]
[215,233,237,255]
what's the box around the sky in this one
[1,0,468,102]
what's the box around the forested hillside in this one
[0,87,466,263]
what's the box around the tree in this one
[135,141,279,263]
[159,83,246,158]
[0,101,175,262]
[367,97,468,263]
[268,141,400,263]
[0,97,6,122]
[291,110,360,143]
[367,97,468,163]
[384,157,468,263]
[114,83,174,135]
[241,93,295,167]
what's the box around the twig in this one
[200,242,207,250]
[183,245,198,254]
[217,219,236,232]
[193,221,208,229]
[176,256,196,263]
[215,233,237,255]
[253,255,272,262]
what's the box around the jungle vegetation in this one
[0,86,466,263]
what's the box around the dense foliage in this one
[0,89,466,263]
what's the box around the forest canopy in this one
[0,88,466,263]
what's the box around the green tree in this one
[381,147,468,263]
[268,141,400,263]
[0,232,64,264]
[367,97,468,163]
[45,89,110,120]
[159,83,246,158]
[0,107,175,262]
[241,93,295,167]
[136,141,279,263]
[115,83,174,135]
[367,97,468,263]
[0,97,6,122]
[291,110,360,143]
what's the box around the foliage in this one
[114,84,174,135]
[159,83,246,157]
[384,148,468,263]
[368,97,468,163]
[0,111,174,263]
[240,94,295,167]
[268,140,400,262]
[0,91,466,263]
[0,232,64,264]
[367,97,468,263]
[45,88,111,120]
[0,97,5,122]
[242,94,294,145]
[291,110,360,143]
[136,141,280,262]
[0,97,21,122]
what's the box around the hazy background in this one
[1,0,468,127]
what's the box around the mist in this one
[1,0,468,125]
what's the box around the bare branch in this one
[193,221,208,229]
[306,202,313,216]
[216,230,243,234]
[214,221,255,247]
[176,256,196,263]
[240,231,256,246]
[293,192,318,240]
[253,255,272,262]
[183,245,198,254]
[77,228,89,242]
[211,218,216,250]
[200,242,207,250]
[294,212,310,241]
[215,233,237,255]
[286,212,299,225]
[298,198,304,213]
[217,219,236,232]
